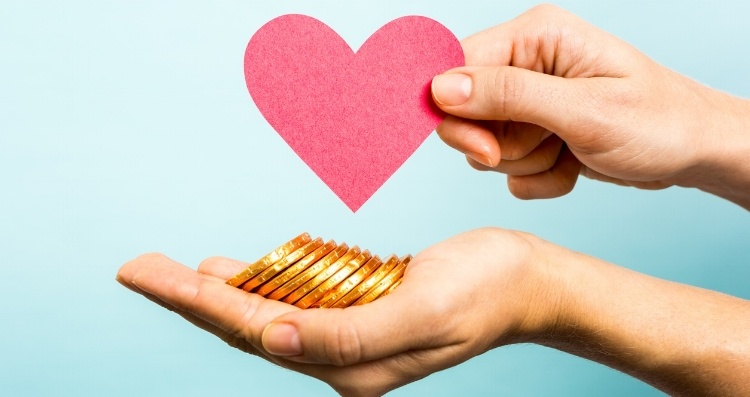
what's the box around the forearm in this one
[525,238,750,395]
[679,91,750,211]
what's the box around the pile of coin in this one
[226,233,410,308]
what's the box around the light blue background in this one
[1,1,749,396]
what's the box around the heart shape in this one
[244,15,464,211]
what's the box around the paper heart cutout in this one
[244,15,464,211]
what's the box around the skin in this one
[433,5,750,209]
[117,5,750,397]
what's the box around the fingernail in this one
[262,323,302,356]
[432,73,472,106]
[466,152,494,167]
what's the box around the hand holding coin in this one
[116,228,551,397]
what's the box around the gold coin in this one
[255,240,337,297]
[283,246,361,306]
[267,243,349,301]
[315,255,382,308]
[298,250,372,309]
[378,279,402,298]
[329,254,400,309]
[353,255,410,306]
[242,238,323,292]
[225,232,311,288]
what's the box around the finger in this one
[507,144,581,199]
[197,256,250,280]
[130,277,462,397]
[431,65,591,135]
[466,155,493,171]
[123,275,321,377]
[118,255,460,397]
[436,116,500,167]
[581,166,670,190]
[461,5,569,67]
[436,117,552,168]
[260,275,456,366]
[492,135,564,176]
[298,345,465,397]
[133,283,270,357]
[119,259,385,389]
[461,4,636,74]
[117,254,299,347]
[496,122,552,161]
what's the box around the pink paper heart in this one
[244,15,464,211]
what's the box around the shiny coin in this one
[298,250,372,309]
[267,243,349,301]
[225,232,311,288]
[255,240,337,297]
[315,255,382,308]
[378,279,402,298]
[283,246,361,305]
[353,255,409,306]
[330,254,399,309]
[242,238,323,292]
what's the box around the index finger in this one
[461,4,636,77]
[117,254,299,346]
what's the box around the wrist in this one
[675,93,750,209]
[500,232,572,345]
[511,234,750,395]
[511,242,664,373]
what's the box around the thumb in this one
[431,66,595,137]
[260,288,441,366]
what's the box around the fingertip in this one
[437,116,501,166]
[197,256,249,279]
[115,264,132,284]
[262,322,303,357]
[432,72,472,107]
[466,155,494,171]
[506,146,581,199]
[466,152,495,168]
[114,272,136,295]
[116,254,160,286]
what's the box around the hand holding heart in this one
[244,7,750,212]
[432,5,750,208]
[244,15,463,212]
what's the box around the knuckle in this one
[554,173,578,196]
[525,4,567,21]
[331,376,389,397]
[502,145,526,161]
[490,68,524,119]
[539,145,562,170]
[134,252,168,262]
[528,3,560,16]
[324,320,363,366]
[222,333,254,354]
[438,117,477,151]
[500,124,541,161]
[197,256,223,272]
[507,176,534,200]
[234,297,265,344]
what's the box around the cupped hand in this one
[433,4,742,199]
[117,228,557,397]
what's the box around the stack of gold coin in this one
[226,233,410,308]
